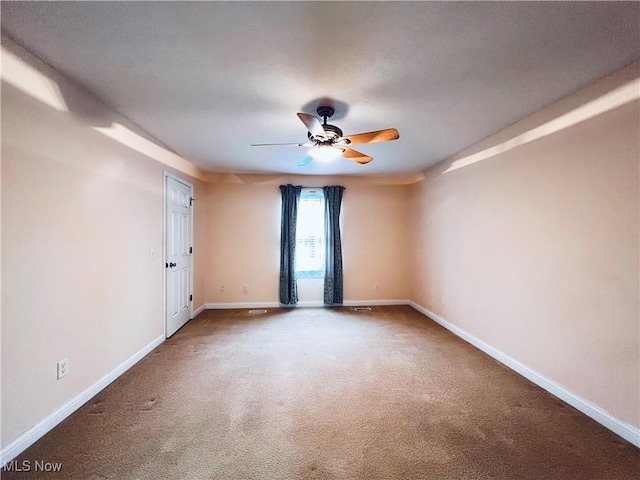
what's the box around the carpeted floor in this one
[4,306,638,479]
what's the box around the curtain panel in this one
[279,184,302,304]
[323,185,345,305]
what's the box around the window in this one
[296,188,325,278]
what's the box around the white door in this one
[165,174,193,337]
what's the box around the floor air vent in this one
[354,307,372,312]
[248,309,267,314]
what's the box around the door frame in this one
[163,171,194,338]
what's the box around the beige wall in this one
[203,176,412,304]
[1,39,206,447]
[409,70,639,428]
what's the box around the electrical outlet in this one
[373,282,379,290]
[242,285,248,294]
[440,296,446,306]
[220,284,225,292]
[57,358,69,379]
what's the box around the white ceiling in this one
[2,2,639,177]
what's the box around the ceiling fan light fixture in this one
[308,145,342,161]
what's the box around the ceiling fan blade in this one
[342,147,373,164]
[296,156,313,167]
[297,113,325,138]
[251,142,312,147]
[342,128,399,145]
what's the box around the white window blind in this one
[296,189,325,278]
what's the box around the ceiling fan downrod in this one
[316,106,334,125]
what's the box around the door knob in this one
[169,262,177,268]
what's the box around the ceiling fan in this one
[251,106,399,166]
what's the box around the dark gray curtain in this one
[323,186,345,305]
[279,184,302,304]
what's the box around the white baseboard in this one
[192,304,206,317]
[291,299,410,308]
[204,299,410,309]
[408,301,640,448]
[343,299,409,307]
[0,334,165,464]
[294,301,326,307]
[204,302,281,309]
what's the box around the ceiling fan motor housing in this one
[307,106,344,144]
[308,123,343,143]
